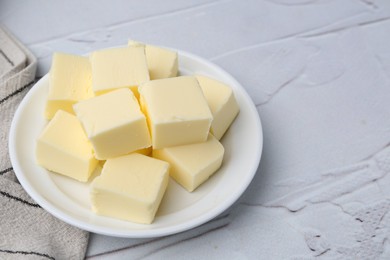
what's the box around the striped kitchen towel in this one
[0,26,89,260]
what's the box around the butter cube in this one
[139,76,213,149]
[73,88,151,160]
[45,53,94,119]
[90,46,149,97]
[90,153,169,224]
[36,110,98,182]
[153,134,224,192]
[129,40,178,80]
[196,75,240,140]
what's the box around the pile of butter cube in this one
[36,41,239,224]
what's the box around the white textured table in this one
[2,0,390,259]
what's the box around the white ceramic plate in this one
[9,49,263,238]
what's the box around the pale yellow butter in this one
[196,75,239,140]
[45,53,94,119]
[139,76,213,149]
[153,134,224,192]
[128,40,178,80]
[36,110,98,182]
[73,88,151,160]
[90,153,169,224]
[90,46,149,97]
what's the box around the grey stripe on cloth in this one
[0,26,89,260]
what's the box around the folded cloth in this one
[0,26,89,260]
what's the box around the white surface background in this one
[2,0,390,259]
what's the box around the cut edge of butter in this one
[196,75,240,140]
[90,153,169,224]
[45,52,94,119]
[139,76,213,149]
[153,134,224,192]
[36,110,98,182]
[90,46,150,98]
[73,88,152,160]
[128,40,178,80]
